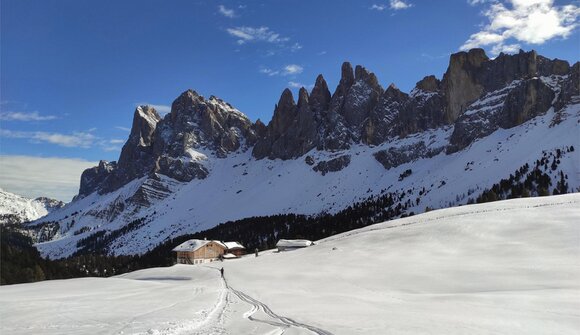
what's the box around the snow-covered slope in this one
[3,194,579,334]
[0,189,64,225]
[32,101,580,258]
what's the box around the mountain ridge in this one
[29,48,580,259]
[0,189,64,225]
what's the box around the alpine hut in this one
[173,239,227,264]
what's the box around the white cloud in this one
[390,0,412,10]
[288,81,303,88]
[218,5,235,18]
[1,128,127,153]
[1,129,97,148]
[283,64,303,75]
[468,0,490,5]
[0,111,57,121]
[115,126,131,132]
[259,68,279,76]
[371,1,412,11]
[461,0,579,55]
[370,4,387,11]
[0,155,98,202]
[290,42,303,52]
[226,26,289,45]
[260,64,304,77]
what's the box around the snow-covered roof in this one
[224,241,245,250]
[172,239,226,252]
[276,239,313,248]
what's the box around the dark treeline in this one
[472,147,573,204]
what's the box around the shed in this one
[223,241,246,257]
[276,239,313,252]
[172,239,227,265]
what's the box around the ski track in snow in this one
[210,266,333,335]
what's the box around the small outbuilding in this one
[173,239,227,265]
[276,239,313,252]
[224,241,246,257]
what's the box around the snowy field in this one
[2,194,580,334]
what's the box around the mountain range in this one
[0,189,64,225]
[27,48,579,259]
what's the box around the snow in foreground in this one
[2,194,579,334]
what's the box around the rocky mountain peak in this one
[297,87,310,108]
[76,48,577,201]
[309,74,331,113]
[271,88,297,132]
[340,62,355,87]
[416,75,441,92]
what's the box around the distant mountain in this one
[29,49,579,259]
[0,189,64,225]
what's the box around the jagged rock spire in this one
[309,74,331,113]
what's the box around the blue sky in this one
[1,0,578,200]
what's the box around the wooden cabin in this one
[276,239,313,252]
[172,239,227,265]
[224,241,246,257]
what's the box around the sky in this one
[1,0,579,201]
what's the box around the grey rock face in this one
[442,49,570,123]
[75,48,574,203]
[309,74,331,113]
[500,78,555,128]
[154,90,257,159]
[416,75,441,92]
[341,66,382,135]
[79,90,256,196]
[374,142,443,170]
[555,62,580,112]
[117,106,161,181]
[363,84,408,145]
[78,160,117,197]
[449,77,556,153]
[442,48,489,123]
[312,155,351,175]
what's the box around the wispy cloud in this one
[259,64,304,77]
[290,43,303,52]
[260,68,280,76]
[1,129,97,148]
[370,4,387,11]
[218,5,235,18]
[115,126,131,132]
[467,0,490,5]
[461,0,579,55]
[0,111,57,121]
[1,128,127,153]
[0,155,98,201]
[227,26,289,45]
